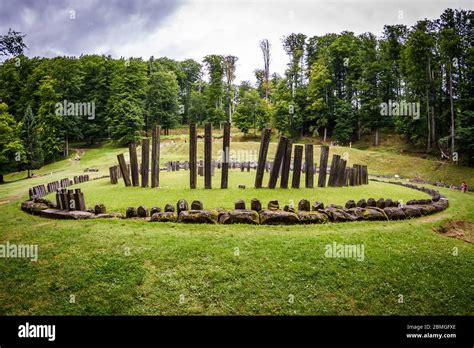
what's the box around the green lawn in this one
[0,138,473,315]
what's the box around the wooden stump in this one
[268,136,287,189]
[318,145,329,187]
[151,125,160,188]
[255,128,271,188]
[141,138,150,187]
[221,122,230,189]
[305,144,314,188]
[292,145,303,188]
[129,143,139,187]
[117,154,131,187]
[204,123,212,189]
[280,139,293,188]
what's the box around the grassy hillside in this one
[0,135,473,315]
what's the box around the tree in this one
[146,70,180,134]
[233,89,271,136]
[108,98,144,145]
[0,103,24,183]
[179,59,202,124]
[224,55,238,123]
[203,54,225,123]
[259,39,271,99]
[22,106,43,177]
[0,29,27,58]
[36,76,63,161]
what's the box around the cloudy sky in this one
[1,0,471,83]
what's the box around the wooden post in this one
[109,167,117,184]
[305,144,314,188]
[362,165,368,184]
[268,136,287,189]
[318,145,329,187]
[141,138,150,187]
[292,145,303,188]
[336,159,347,187]
[151,125,160,188]
[189,123,197,189]
[129,143,139,186]
[204,123,212,189]
[280,139,292,188]
[328,154,340,187]
[353,164,359,185]
[117,154,131,187]
[255,128,271,188]
[221,122,230,189]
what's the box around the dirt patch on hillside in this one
[434,220,474,243]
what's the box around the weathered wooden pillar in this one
[151,125,160,188]
[109,167,117,184]
[280,139,292,188]
[268,136,288,189]
[204,123,212,189]
[318,145,329,187]
[362,165,368,184]
[328,154,340,187]
[305,144,314,188]
[336,159,347,187]
[221,122,230,189]
[358,164,363,185]
[117,154,131,187]
[255,128,271,188]
[189,123,197,189]
[353,164,359,185]
[129,143,139,186]
[292,145,303,188]
[141,138,150,187]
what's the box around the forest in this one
[0,8,472,183]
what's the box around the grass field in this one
[0,135,473,315]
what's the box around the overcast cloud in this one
[0,0,471,82]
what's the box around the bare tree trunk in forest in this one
[0,174,4,184]
[449,62,455,157]
[64,134,69,157]
[374,128,379,146]
[323,127,327,142]
[426,86,431,151]
[260,39,271,100]
[428,59,435,145]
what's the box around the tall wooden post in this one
[129,143,139,187]
[151,125,160,188]
[204,123,212,189]
[189,123,197,189]
[141,138,150,187]
[280,139,292,188]
[328,154,340,187]
[292,145,303,188]
[305,144,314,188]
[117,154,131,187]
[221,122,230,189]
[318,145,329,187]
[268,136,287,189]
[255,128,271,188]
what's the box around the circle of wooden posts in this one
[111,123,369,189]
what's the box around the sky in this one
[0,0,471,83]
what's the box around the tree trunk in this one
[449,62,455,157]
[323,127,327,142]
[28,169,31,178]
[64,133,69,157]
[374,128,379,146]
[0,174,4,184]
[426,87,431,152]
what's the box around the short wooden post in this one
[268,136,287,189]
[117,154,131,187]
